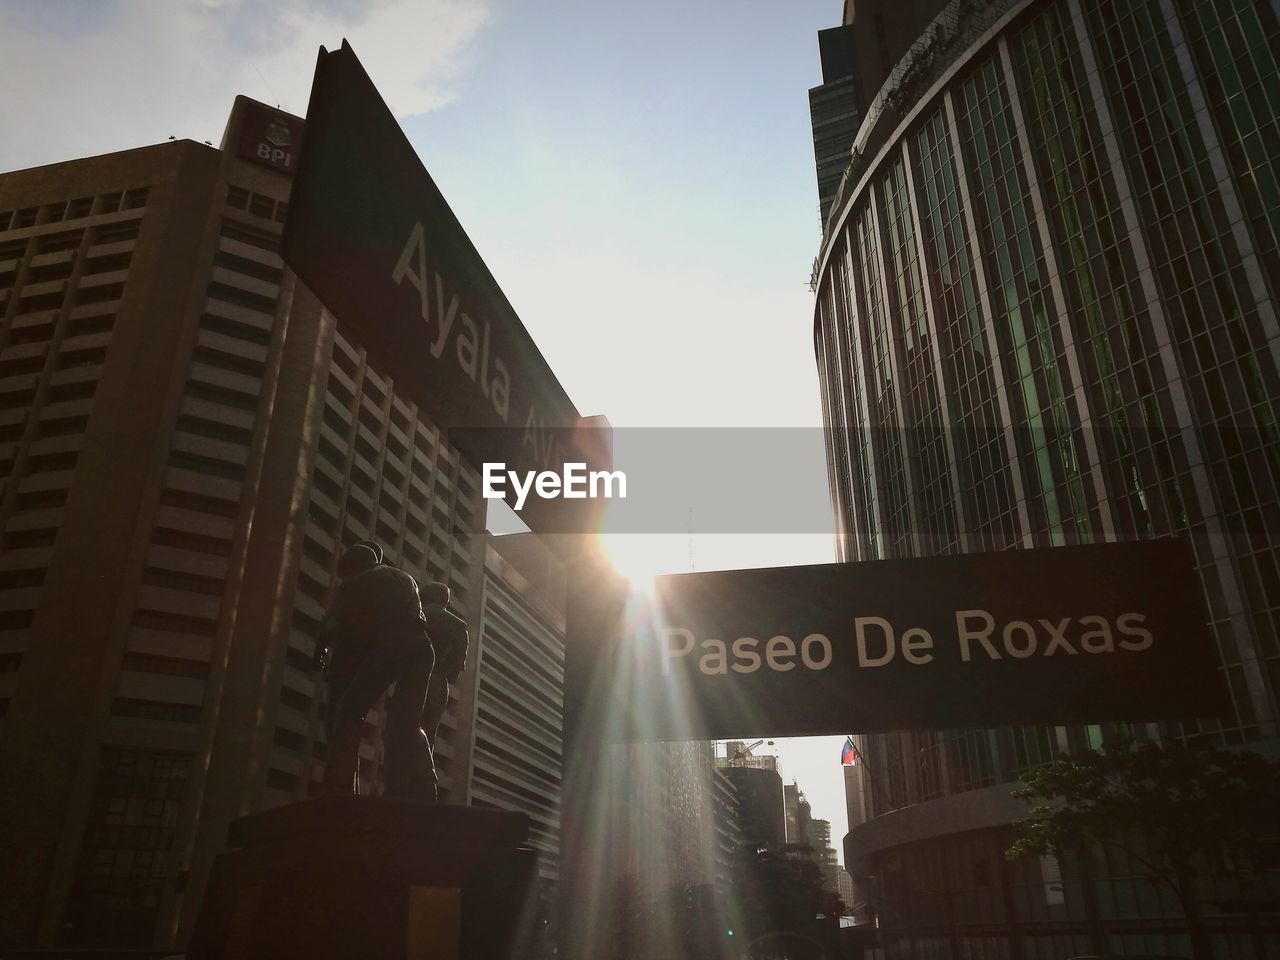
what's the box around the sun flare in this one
[598,532,690,593]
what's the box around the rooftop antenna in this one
[252,60,281,109]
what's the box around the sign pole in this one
[558,536,628,960]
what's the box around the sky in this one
[2,0,852,858]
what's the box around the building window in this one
[60,749,190,947]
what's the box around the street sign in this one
[282,41,605,531]
[594,539,1226,740]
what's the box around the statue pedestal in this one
[187,797,538,960]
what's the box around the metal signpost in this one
[275,41,1228,960]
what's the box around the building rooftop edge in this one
[0,138,219,185]
[813,0,1035,302]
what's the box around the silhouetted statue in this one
[313,541,437,801]
[419,582,469,752]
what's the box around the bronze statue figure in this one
[312,541,443,801]
[419,581,469,753]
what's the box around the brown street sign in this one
[282,41,605,532]
[593,539,1226,740]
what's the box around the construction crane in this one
[729,739,773,765]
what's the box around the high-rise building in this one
[0,96,591,951]
[837,866,856,913]
[466,532,568,879]
[715,745,786,852]
[809,25,865,227]
[795,792,841,898]
[709,763,743,897]
[812,0,1280,955]
[609,740,718,919]
[783,780,802,843]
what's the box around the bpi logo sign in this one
[235,97,303,175]
[258,118,294,167]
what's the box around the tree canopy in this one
[1007,738,1280,960]
[1007,739,1280,872]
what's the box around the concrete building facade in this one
[783,780,802,845]
[608,739,719,933]
[838,866,856,914]
[710,763,744,897]
[841,0,951,107]
[0,97,581,950]
[467,533,568,879]
[715,764,786,853]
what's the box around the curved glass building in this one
[813,0,1280,954]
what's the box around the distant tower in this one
[808,25,863,227]
[715,744,785,851]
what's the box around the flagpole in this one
[844,735,892,820]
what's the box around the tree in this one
[736,843,843,959]
[1006,739,1280,960]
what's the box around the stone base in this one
[187,797,538,960]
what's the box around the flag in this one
[841,736,861,766]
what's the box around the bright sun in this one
[599,532,690,592]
